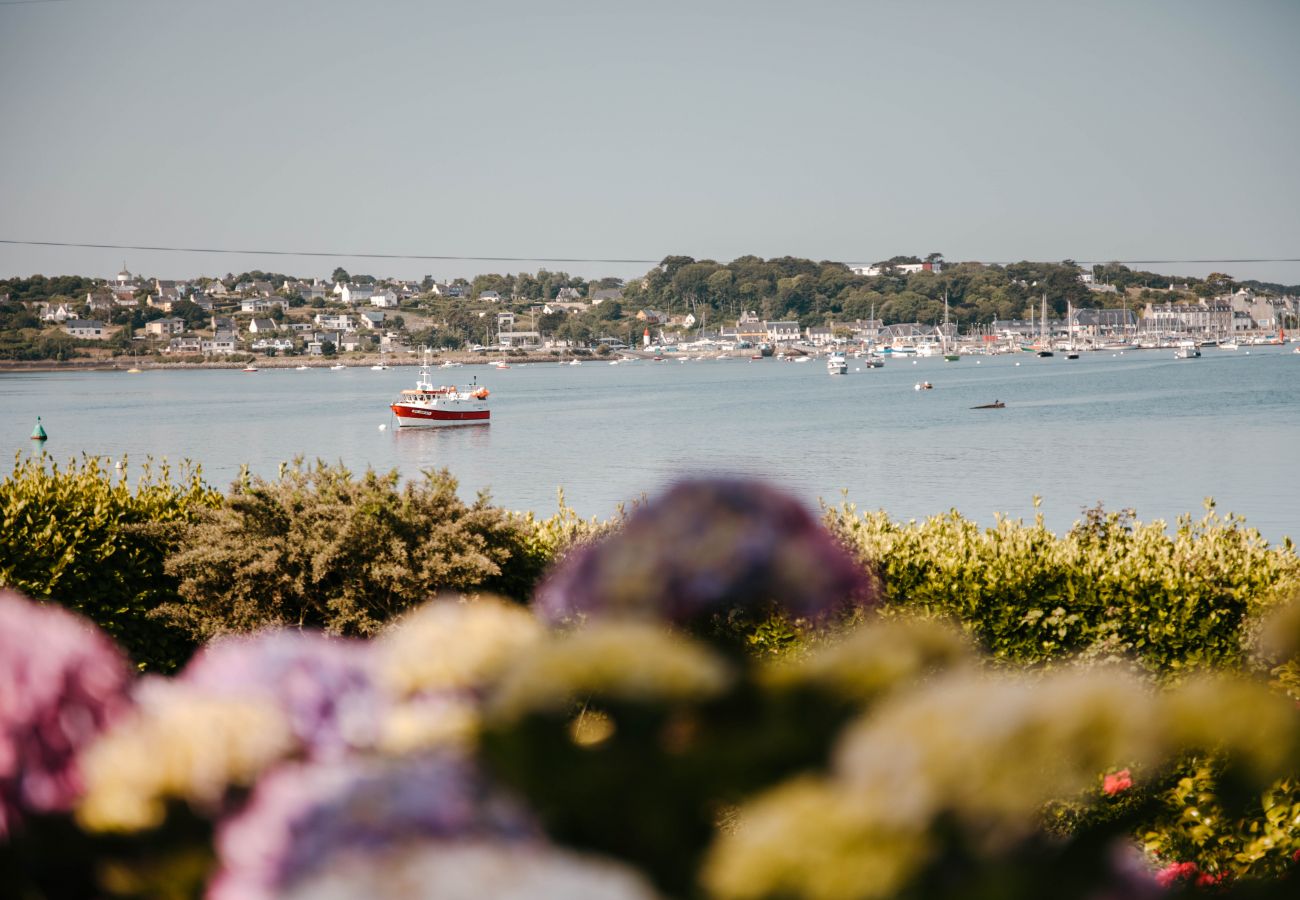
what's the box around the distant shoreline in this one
[0,350,616,373]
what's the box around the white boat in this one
[1174,343,1201,359]
[295,365,309,370]
[827,353,848,375]
[242,366,258,373]
[390,353,490,428]
[371,364,389,371]
[330,363,346,370]
[1218,341,1239,351]
[568,359,583,366]
[439,361,462,369]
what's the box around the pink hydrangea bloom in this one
[209,754,537,899]
[180,630,379,760]
[0,590,131,837]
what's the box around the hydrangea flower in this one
[283,841,663,900]
[0,590,131,838]
[180,629,380,759]
[534,478,873,626]
[77,678,294,832]
[209,754,538,900]
[374,598,543,753]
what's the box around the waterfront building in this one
[1142,301,1231,335]
[144,317,186,337]
[1071,308,1136,338]
[63,319,109,339]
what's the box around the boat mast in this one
[941,291,950,353]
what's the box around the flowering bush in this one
[535,478,874,640]
[5,475,1300,899]
[0,590,132,837]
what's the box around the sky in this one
[1,0,1297,286]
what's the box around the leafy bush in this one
[154,461,545,641]
[0,455,219,671]
[825,500,1300,675]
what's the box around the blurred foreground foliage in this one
[7,463,1300,898]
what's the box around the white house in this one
[314,312,355,332]
[766,321,801,343]
[247,317,278,334]
[251,337,295,352]
[336,283,375,304]
[479,290,502,303]
[358,310,386,330]
[41,303,76,323]
[201,332,239,355]
[63,319,110,340]
[165,336,202,354]
[850,261,943,277]
[805,325,835,346]
[241,297,287,313]
[369,289,399,309]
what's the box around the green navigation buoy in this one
[30,417,47,441]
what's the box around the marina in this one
[5,344,1299,542]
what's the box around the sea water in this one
[4,347,1299,542]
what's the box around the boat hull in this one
[391,403,490,427]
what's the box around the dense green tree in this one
[169,300,209,331]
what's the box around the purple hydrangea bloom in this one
[181,630,379,760]
[208,754,538,899]
[0,590,131,838]
[534,478,874,626]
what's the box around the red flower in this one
[1102,768,1133,797]
[1195,871,1224,887]
[1155,861,1199,888]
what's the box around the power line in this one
[0,239,662,266]
[1,239,1298,270]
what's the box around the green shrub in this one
[825,500,1300,676]
[154,461,545,640]
[0,454,220,671]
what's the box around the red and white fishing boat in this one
[390,353,490,427]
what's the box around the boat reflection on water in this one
[391,418,493,459]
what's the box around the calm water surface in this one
[4,348,1299,542]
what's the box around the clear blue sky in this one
[1,0,1297,285]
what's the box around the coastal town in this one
[3,257,1297,366]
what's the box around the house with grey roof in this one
[64,319,110,339]
[144,317,186,337]
[766,321,801,343]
